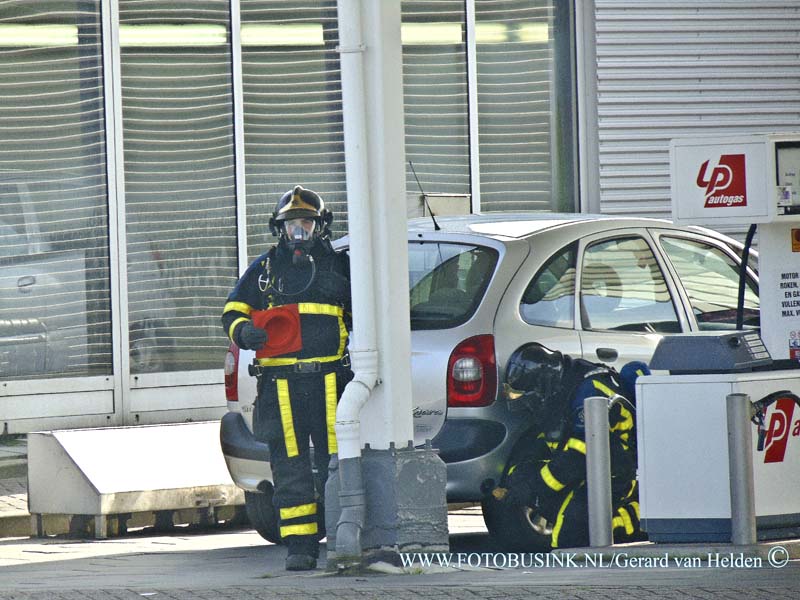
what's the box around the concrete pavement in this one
[1,434,799,599]
[0,524,798,599]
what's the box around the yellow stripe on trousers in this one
[325,372,338,454]
[276,378,299,457]
[551,490,575,548]
[280,522,318,537]
[280,502,317,520]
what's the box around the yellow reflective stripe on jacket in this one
[257,354,344,367]
[280,502,317,520]
[611,404,634,433]
[280,522,318,537]
[592,379,615,398]
[299,302,348,357]
[297,303,344,317]
[223,301,254,316]
[564,438,586,455]
[276,379,299,457]
[255,302,348,366]
[227,317,250,341]
[337,314,348,356]
[325,371,338,454]
[551,489,575,548]
[540,464,565,492]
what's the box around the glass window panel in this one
[520,242,576,328]
[401,1,470,206]
[0,1,111,380]
[409,243,497,330]
[581,237,680,333]
[119,0,238,373]
[661,236,760,331]
[475,0,575,211]
[240,0,346,254]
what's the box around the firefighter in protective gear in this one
[222,186,352,571]
[493,343,649,548]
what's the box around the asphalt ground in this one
[1,434,799,599]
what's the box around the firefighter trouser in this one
[253,368,349,556]
[550,483,642,549]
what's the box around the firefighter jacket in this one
[549,363,635,499]
[506,360,635,516]
[221,238,351,368]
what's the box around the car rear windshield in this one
[409,243,498,330]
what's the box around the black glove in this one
[314,270,350,299]
[234,321,267,351]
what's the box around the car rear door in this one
[493,237,583,379]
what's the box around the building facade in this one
[1,0,799,432]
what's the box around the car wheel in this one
[244,483,282,544]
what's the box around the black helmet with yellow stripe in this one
[269,185,333,243]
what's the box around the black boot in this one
[285,554,317,571]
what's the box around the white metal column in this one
[465,0,481,213]
[229,0,249,274]
[575,0,600,213]
[356,0,414,449]
[103,0,128,426]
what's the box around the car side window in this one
[520,243,577,328]
[580,237,680,333]
[660,236,760,330]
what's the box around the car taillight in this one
[447,334,497,408]
[224,344,239,402]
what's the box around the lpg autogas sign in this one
[696,154,747,208]
[670,137,772,225]
[762,396,800,464]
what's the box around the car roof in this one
[407,212,675,240]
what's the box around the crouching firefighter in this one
[222,186,353,571]
[492,342,649,549]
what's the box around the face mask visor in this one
[284,218,316,243]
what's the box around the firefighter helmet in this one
[269,185,333,241]
[503,343,566,422]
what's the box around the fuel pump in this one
[636,134,800,543]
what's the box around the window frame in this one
[578,234,682,334]
[518,240,578,329]
[654,231,761,332]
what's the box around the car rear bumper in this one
[219,412,273,492]
[430,418,516,503]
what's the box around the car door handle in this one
[595,347,618,362]
[17,275,36,291]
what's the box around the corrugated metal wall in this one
[595,1,800,230]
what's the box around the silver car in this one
[221,213,759,548]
